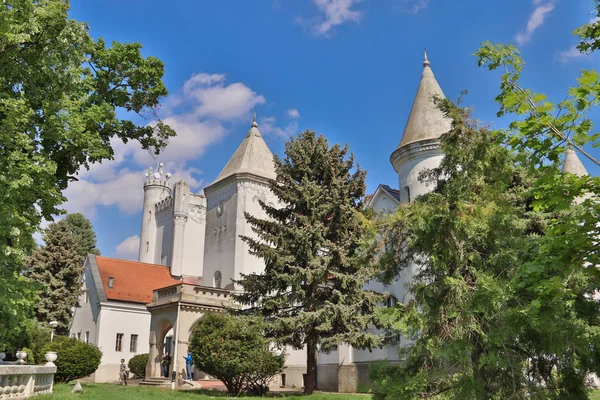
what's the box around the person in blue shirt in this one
[184,350,193,380]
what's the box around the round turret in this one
[138,163,172,263]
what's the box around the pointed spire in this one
[211,115,276,185]
[562,147,589,177]
[396,51,452,148]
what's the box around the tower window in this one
[146,241,149,252]
[214,271,222,289]
[149,210,152,222]
[404,186,411,203]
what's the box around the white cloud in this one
[259,116,299,138]
[394,0,429,14]
[64,73,268,219]
[557,46,585,63]
[308,0,364,37]
[180,73,266,120]
[64,165,203,218]
[514,1,556,45]
[557,17,599,63]
[115,235,140,261]
[286,108,300,119]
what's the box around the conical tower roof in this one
[211,114,276,185]
[397,50,452,148]
[562,147,589,177]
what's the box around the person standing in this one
[184,350,193,381]
[161,351,172,378]
[119,358,128,386]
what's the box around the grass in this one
[41,382,370,399]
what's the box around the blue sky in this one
[61,0,600,260]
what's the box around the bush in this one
[190,313,285,397]
[21,347,35,364]
[128,353,148,379]
[42,336,102,383]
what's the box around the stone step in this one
[140,378,170,386]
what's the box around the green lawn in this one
[42,382,370,399]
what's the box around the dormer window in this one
[108,277,114,289]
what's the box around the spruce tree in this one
[234,130,383,395]
[26,222,84,335]
[58,213,100,264]
[371,98,600,399]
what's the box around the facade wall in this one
[93,302,151,382]
[233,179,277,288]
[155,205,174,266]
[203,181,238,289]
[139,181,171,264]
[396,151,443,204]
[182,194,206,277]
[69,268,98,345]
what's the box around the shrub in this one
[190,313,285,397]
[21,347,35,364]
[128,353,148,379]
[42,336,102,383]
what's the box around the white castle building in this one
[70,52,590,390]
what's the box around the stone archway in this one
[145,281,235,386]
[150,318,174,378]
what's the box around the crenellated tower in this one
[138,163,171,264]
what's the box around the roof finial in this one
[252,111,258,128]
[423,48,430,67]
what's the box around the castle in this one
[69,52,590,391]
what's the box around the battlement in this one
[155,196,174,213]
[190,193,207,206]
[144,178,171,188]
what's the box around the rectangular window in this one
[130,334,138,353]
[115,333,124,352]
[77,332,81,341]
[85,331,89,344]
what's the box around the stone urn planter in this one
[44,351,57,367]
[15,350,27,364]
[0,351,5,362]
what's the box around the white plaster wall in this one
[369,192,398,214]
[155,207,174,266]
[233,180,276,287]
[397,153,443,203]
[203,182,237,288]
[96,302,151,366]
[317,349,338,364]
[139,183,170,263]
[284,346,306,366]
[182,195,206,277]
[69,268,98,345]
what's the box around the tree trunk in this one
[304,337,317,395]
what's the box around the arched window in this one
[404,186,411,203]
[214,271,222,289]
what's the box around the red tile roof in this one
[95,256,180,304]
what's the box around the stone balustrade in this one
[0,364,56,399]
